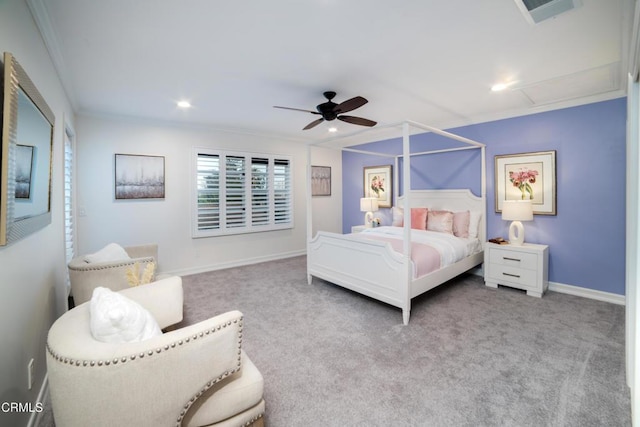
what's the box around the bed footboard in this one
[307,231,411,317]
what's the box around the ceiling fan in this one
[274,91,377,130]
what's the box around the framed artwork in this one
[311,165,331,196]
[363,165,392,208]
[115,154,165,200]
[495,150,556,215]
[15,144,34,199]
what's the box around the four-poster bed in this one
[306,121,487,325]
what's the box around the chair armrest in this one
[119,276,183,329]
[68,257,156,305]
[47,309,244,427]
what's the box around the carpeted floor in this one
[40,255,631,426]
[176,256,631,427]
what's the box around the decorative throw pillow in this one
[84,243,131,264]
[468,211,482,239]
[90,287,162,343]
[126,262,156,287]
[452,210,470,238]
[391,206,404,227]
[427,210,454,234]
[410,208,428,230]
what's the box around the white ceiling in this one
[31,0,634,142]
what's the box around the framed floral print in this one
[363,165,392,208]
[495,150,556,215]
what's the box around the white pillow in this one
[84,243,131,264]
[90,287,162,343]
[468,211,482,239]
[391,206,404,227]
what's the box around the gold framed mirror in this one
[1,52,55,246]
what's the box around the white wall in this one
[75,114,343,275]
[0,1,75,425]
[310,146,343,236]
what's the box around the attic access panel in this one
[514,0,582,24]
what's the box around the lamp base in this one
[364,211,374,228]
[508,220,525,246]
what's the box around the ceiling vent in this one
[514,0,582,24]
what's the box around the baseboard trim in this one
[549,281,625,306]
[27,373,49,427]
[163,249,307,277]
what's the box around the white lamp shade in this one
[360,197,379,213]
[502,200,533,221]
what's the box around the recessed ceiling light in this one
[177,100,191,108]
[491,80,518,92]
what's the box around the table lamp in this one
[360,197,379,227]
[502,200,533,246]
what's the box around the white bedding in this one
[354,226,481,276]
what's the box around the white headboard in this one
[397,189,486,243]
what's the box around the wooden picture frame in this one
[311,165,331,196]
[115,154,165,200]
[495,150,556,215]
[363,165,392,208]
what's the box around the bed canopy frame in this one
[305,120,487,324]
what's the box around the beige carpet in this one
[176,256,631,427]
[40,255,631,426]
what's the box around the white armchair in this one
[46,276,266,427]
[68,243,161,306]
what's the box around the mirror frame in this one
[1,52,55,246]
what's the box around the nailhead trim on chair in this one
[174,317,244,426]
[47,316,245,427]
[68,258,155,272]
[243,413,264,426]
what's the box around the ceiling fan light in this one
[177,100,191,108]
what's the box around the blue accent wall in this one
[342,98,627,295]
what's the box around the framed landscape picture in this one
[495,150,556,215]
[363,165,392,208]
[115,154,165,200]
[311,165,331,196]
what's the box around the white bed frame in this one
[306,121,487,325]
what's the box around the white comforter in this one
[357,226,480,268]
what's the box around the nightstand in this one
[484,242,549,297]
[351,225,366,233]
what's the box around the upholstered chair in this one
[68,243,160,306]
[46,276,266,427]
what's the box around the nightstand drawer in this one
[488,264,538,288]
[489,248,538,270]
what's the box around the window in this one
[193,148,293,237]
[63,124,76,298]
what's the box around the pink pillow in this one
[427,210,453,234]
[410,208,428,230]
[453,210,470,238]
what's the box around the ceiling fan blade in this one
[333,96,368,114]
[337,115,377,127]
[274,106,321,115]
[303,118,325,130]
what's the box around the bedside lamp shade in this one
[502,200,533,246]
[360,197,379,227]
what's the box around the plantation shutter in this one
[225,156,246,228]
[251,157,270,226]
[63,125,76,295]
[196,153,221,231]
[193,149,292,237]
[273,159,292,224]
